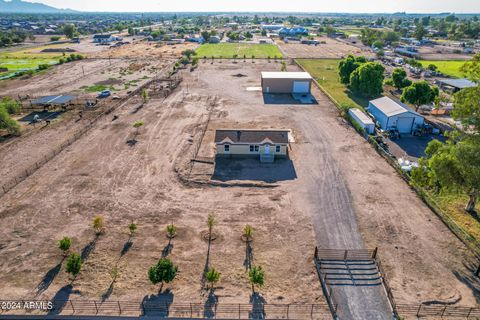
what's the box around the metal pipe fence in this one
[0,300,332,319]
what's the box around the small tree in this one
[251,55,255,62]
[207,214,216,240]
[205,267,221,289]
[110,266,119,282]
[66,253,82,278]
[148,258,178,287]
[166,223,177,238]
[93,216,104,235]
[280,61,287,72]
[58,236,72,256]
[133,121,144,138]
[128,223,137,237]
[141,89,149,104]
[243,225,253,241]
[401,81,439,111]
[248,265,265,293]
[392,68,411,90]
[349,62,385,97]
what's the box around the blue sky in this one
[25,0,480,13]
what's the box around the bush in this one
[0,97,21,115]
[0,106,21,135]
[65,253,82,276]
[37,64,50,71]
[50,36,61,41]
[148,258,177,285]
[58,236,72,255]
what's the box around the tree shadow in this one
[81,236,98,261]
[101,281,114,302]
[35,257,65,297]
[244,241,253,271]
[452,261,480,304]
[121,237,133,257]
[126,139,138,147]
[249,292,267,319]
[47,284,80,315]
[201,236,212,287]
[162,237,173,258]
[203,289,218,319]
[141,288,174,317]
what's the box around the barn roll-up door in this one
[292,81,310,93]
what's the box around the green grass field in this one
[419,60,466,78]
[0,57,58,79]
[196,43,283,59]
[296,59,369,111]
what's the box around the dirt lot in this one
[277,37,373,59]
[418,44,475,61]
[0,60,479,314]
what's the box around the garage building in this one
[261,72,312,94]
[367,97,424,134]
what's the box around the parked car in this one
[97,90,111,98]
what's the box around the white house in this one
[367,97,424,134]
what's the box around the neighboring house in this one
[209,36,221,43]
[367,97,424,134]
[215,129,290,163]
[93,34,115,43]
[261,24,284,31]
[261,72,312,94]
[437,78,476,93]
[348,108,375,134]
[278,27,308,37]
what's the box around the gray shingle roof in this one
[215,130,289,144]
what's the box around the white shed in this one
[348,108,375,134]
[367,97,424,134]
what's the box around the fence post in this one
[286,304,289,318]
[70,300,75,314]
[238,304,241,319]
[190,303,193,318]
[344,250,348,260]
[94,301,98,314]
[416,304,422,317]
[372,247,378,260]
[441,305,447,317]
[314,246,318,259]
[117,301,121,314]
[310,304,314,319]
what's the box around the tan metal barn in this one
[261,72,313,94]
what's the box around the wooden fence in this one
[0,300,332,319]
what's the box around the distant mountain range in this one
[0,0,77,13]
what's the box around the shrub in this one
[166,223,177,238]
[205,267,221,289]
[50,36,61,41]
[148,258,178,285]
[128,223,137,236]
[58,236,72,256]
[65,253,82,277]
[93,216,104,235]
[243,225,253,240]
[248,266,265,292]
[37,64,50,71]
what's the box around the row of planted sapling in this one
[55,214,265,305]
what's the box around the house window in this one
[276,145,281,153]
[255,145,259,152]
[250,145,259,152]
[250,145,254,152]
[224,145,230,152]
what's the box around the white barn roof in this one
[261,72,312,80]
[349,108,374,125]
[369,96,420,117]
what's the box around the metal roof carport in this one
[31,95,77,106]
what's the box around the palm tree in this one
[248,266,265,293]
[58,236,72,256]
[128,222,137,237]
[141,89,149,104]
[166,223,177,238]
[133,121,144,139]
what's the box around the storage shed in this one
[215,129,291,163]
[261,72,312,94]
[348,108,375,134]
[367,97,424,134]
